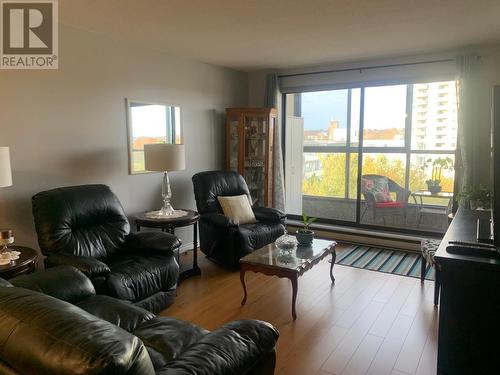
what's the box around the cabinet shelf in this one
[225,108,277,208]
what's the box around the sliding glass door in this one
[284,80,458,234]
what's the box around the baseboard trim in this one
[287,220,439,252]
[178,242,194,254]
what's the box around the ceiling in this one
[59,0,500,71]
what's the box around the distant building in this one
[304,130,328,142]
[412,81,458,151]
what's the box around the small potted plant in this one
[296,214,316,245]
[426,179,442,194]
[424,157,454,194]
[456,185,492,210]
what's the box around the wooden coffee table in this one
[239,238,337,320]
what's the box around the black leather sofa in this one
[192,171,286,269]
[0,266,279,374]
[32,184,180,313]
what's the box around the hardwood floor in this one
[163,245,438,375]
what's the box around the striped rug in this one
[335,245,435,281]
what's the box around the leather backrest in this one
[32,184,130,260]
[0,286,155,374]
[10,266,96,304]
[192,171,251,214]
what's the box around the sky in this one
[301,85,407,131]
[131,104,181,139]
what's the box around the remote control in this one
[448,240,496,249]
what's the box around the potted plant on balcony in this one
[425,157,454,194]
[296,214,316,245]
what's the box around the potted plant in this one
[296,214,316,245]
[424,157,454,194]
[456,185,492,210]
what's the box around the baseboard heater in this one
[286,220,437,252]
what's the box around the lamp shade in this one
[0,147,12,188]
[144,144,186,172]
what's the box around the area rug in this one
[335,245,435,281]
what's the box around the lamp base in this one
[159,202,175,216]
[144,209,188,220]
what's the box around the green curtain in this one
[264,73,285,211]
[454,55,478,209]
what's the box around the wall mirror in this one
[126,99,182,174]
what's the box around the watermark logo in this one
[1,0,58,69]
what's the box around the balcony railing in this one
[302,195,449,234]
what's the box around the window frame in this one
[283,78,458,235]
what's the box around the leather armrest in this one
[0,278,13,287]
[125,232,181,255]
[77,295,154,332]
[45,253,110,278]
[159,319,279,374]
[253,207,286,223]
[10,265,96,303]
[201,213,238,228]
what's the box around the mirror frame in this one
[125,98,183,175]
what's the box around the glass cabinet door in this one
[228,116,239,172]
[244,115,268,206]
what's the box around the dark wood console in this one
[435,208,500,375]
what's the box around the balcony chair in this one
[192,170,286,269]
[32,184,180,313]
[361,174,411,225]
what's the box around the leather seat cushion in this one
[77,295,155,332]
[133,317,209,369]
[238,223,285,253]
[106,254,179,302]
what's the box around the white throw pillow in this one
[217,194,257,225]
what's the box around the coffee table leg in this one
[330,249,336,284]
[291,275,298,320]
[240,268,248,306]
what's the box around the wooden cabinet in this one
[435,208,500,375]
[226,108,277,207]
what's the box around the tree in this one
[302,153,454,204]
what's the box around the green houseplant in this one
[456,185,492,210]
[424,157,454,194]
[296,214,316,245]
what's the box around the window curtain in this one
[454,54,478,208]
[264,73,285,211]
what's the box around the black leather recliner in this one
[32,184,180,313]
[0,266,279,374]
[192,171,286,269]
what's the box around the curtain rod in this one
[278,58,456,79]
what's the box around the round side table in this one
[135,209,201,283]
[0,246,38,280]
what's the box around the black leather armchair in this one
[0,266,279,375]
[192,171,286,269]
[32,184,180,313]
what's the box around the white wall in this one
[0,25,248,252]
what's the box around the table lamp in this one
[0,147,12,189]
[144,143,185,216]
[0,147,13,254]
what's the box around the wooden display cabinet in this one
[226,108,277,207]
